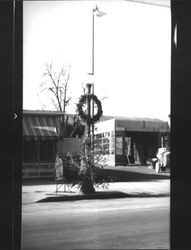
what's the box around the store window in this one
[94,131,115,155]
[39,140,46,162]
[23,139,56,162]
[23,140,38,162]
[23,140,30,162]
[116,137,123,155]
[30,140,38,161]
[39,140,55,162]
[46,140,54,161]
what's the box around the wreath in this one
[77,94,103,124]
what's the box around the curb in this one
[37,191,170,203]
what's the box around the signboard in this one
[55,157,63,181]
[22,163,55,179]
[58,138,83,154]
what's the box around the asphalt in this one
[22,166,170,204]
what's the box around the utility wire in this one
[124,0,170,8]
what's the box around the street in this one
[22,197,170,249]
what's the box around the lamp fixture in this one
[93,5,106,17]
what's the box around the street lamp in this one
[91,5,106,76]
[88,5,106,152]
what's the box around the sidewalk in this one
[22,166,170,204]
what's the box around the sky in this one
[23,0,171,121]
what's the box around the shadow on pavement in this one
[37,191,169,203]
[96,167,170,183]
[22,166,170,186]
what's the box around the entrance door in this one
[125,137,136,164]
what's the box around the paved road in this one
[22,197,170,249]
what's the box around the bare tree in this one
[40,62,85,139]
[42,63,71,111]
[40,62,72,138]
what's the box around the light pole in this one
[91,5,106,76]
[89,5,106,152]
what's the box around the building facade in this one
[94,117,170,166]
[22,110,170,179]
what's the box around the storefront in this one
[22,110,59,179]
[94,117,170,166]
[22,110,170,178]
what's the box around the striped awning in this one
[23,116,58,140]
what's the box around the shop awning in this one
[23,116,58,140]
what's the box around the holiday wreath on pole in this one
[77,94,103,124]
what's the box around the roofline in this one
[23,109,74,116]
[23,110,168,123]
[100,116,168,123]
